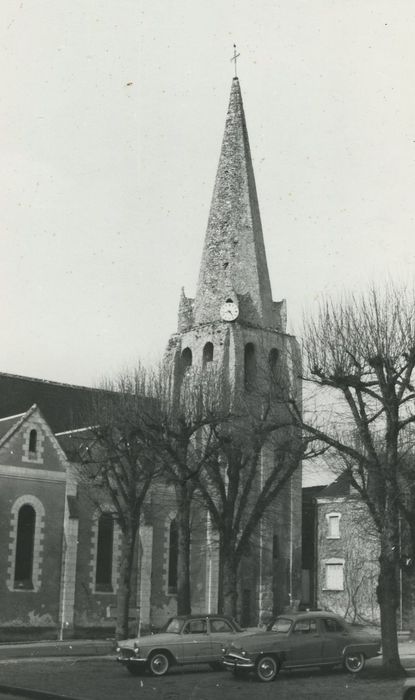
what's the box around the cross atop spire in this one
[230,44,240,77]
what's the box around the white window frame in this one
[323,558,345,591]
[326,512,341,539]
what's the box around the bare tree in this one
[124,363,226,615]
[191,341,311,619]
[62,382,157,640]
[195,415,306,618]
[294,286,415,676]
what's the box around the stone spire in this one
[193,77,274,327]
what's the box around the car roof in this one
[276,611,344,621]
[171,614,235,620]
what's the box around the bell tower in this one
[166,77,302,622]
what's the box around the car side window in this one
[183,619,207,635]
[292,619,318,635]
[210,619,233,633]
[323,618,345,633]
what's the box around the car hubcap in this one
[259,658,275,679]
[347,655,362,670]
[152,656,167,673]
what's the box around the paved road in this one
[0,657,414,700]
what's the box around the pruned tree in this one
[195,414,306,618]
[293,285,415,676]
[121,363,226,615]
[191,340,312,620]
[62,382,158,640]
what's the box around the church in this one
[0,77,302,639]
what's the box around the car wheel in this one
[209,662,224,671]
[404,690,415,700]
[256,655,279,682]
[148,651,170,677]
[343,652,365,673]
[126,662,145,676]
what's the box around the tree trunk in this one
[220,543,239,619]
[377,533,405,676]
[116,525,137,640]
[176,484,191,615]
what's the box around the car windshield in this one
[269,617,292,633]
[161,617,184,634]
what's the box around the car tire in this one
[148,651,170,677]
[256,655,279,682]
[404,691,415,700]
[343,652,365,673]
[209,662,224,671]
[126,662,145,676]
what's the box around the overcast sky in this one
[1,1,415,386]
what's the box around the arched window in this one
[181,347,192,372]
[244,343,256,391]
[203,342,214,366]
[168,518,178,594]
[29,429,37,454]
[95,514,114,591]
[14,505,36,589]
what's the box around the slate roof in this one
[0,405,37,448]
[318,471,352,498]
[0,412,25,440]
[0,372,102,433]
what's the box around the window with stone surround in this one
[29,429,37,455]
[326,512,341,539]
[22,423,45,464]
[323,559,344,591]
[8,495,45,592]
[14,505,35,589]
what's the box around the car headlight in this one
[221,647,226,654]
[241,650,247,656]
[133,643,140,655]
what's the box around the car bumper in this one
[222,654,255,670]
[116,655,147,666]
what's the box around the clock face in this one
[220,301,239,322]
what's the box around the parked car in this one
[222,610,381,682]
[403,679,415,700]
[116,614,250,676]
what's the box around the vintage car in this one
[222,611,381,682]
[116,614,251,676]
